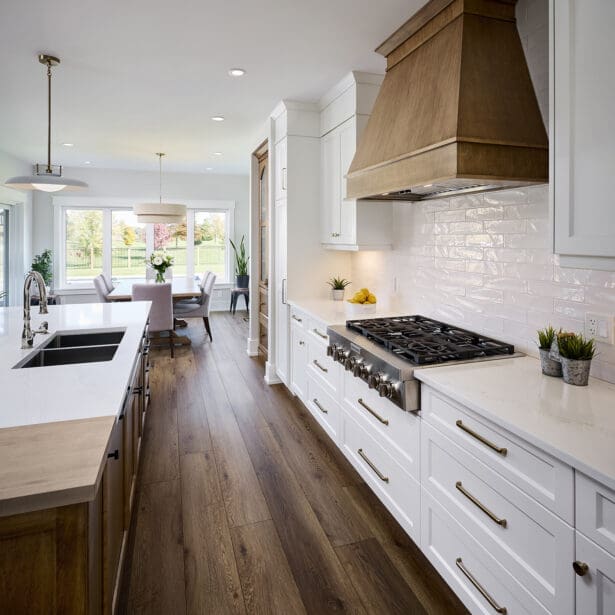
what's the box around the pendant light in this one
[5,54,88,192]
[133,153,186,223]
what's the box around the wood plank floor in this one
[118,312,468,615]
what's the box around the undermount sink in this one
[43,330,125,349]
[13,329,125,369]
[15,344,119,369]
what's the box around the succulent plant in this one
[327,277,351,290]
[557,332,596,361]
[537,325,558,350]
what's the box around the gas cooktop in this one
[346,315,515,365]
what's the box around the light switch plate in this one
[585,312,614,344]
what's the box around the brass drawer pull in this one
[299,340,305,346]
[456,420,507,456]
[456,481,507,528]
[357,448,389,483]
[358,398,389,425]
[312,328,327,339]
[456,558,507,614]
[313,398,328,414]
[313,359,328,373]
[292,315,303,323]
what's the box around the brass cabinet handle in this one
[358,398,389,425]
[299,340,305,346]
[456,481,507,528]
[313,359,328,373]
[455,558,507,614]
[312,328,327,339]
[357,448,389,483]
[292,315,303,323]
[456,420,507,456]
[331,232,340,238]
[312,398,328,414]
[573,561,589,576]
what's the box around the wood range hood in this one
[346,0,548,201]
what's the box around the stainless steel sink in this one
[43,330,125,349]
[15,344,119,368]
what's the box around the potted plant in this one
[327,277,351,301]
[537,326,562,377]
[147,250,174,283]
[31,249,53,291]
[557,332,596,386]
[230,235,250,288]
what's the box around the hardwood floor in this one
[118,312,468,615]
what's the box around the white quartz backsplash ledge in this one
[0,302,150,428]
[351,184,615,384]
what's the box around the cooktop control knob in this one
[378,380,396,399]
[367,372,383,389]
[344,355,357,371]
[352,360,365,377]
[326,344,334,357]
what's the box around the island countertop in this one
[0,301,150,516]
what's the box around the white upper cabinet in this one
[552,0,615,270]
[319,72,392,251]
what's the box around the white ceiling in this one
[0,0,422,175]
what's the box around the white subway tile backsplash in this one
[351,184,615,384]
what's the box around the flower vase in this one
[155,271,165,283]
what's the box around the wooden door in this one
[257,147,269,358]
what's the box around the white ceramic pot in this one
[332,289,345,301]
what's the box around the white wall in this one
[0,149,34,304]
[351,0,615,384]
[32,166,249,257]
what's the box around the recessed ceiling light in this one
[228,68,246,77]
[213,152,222,156]
[423,183,433,188]
[62,142,74,147]
[205,167,214,171]
[382,192,390,196]
[84,161,91,165]
[211,116,225,122]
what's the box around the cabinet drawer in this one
[421,386,574,522]
[422,422,574,613]
[576,473,615,558]
[575,531,615,615]
[421,489,550,615]
[343,371,420,480]
[307,373,340,441]
[308,339,339,394]
[307,320,330,346]
[290,307,306,329]
[341,410,420,542]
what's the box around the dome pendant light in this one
[133,153,186,223]
[4,54,88,192]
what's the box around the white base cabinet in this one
[575,532,615,615]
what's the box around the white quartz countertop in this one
[288,299,407,327]
[415,356,615,491]
[0,302,150,516]
[0,302,150,429]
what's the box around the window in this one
[194,210,229,282]
[65,209,104,283]
[0,207,8,306]
[112,211,146,279]
[55,200,234,288]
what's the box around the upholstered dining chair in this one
[101,273,114,293]
[93,275,110,302]
[173,273,216,341]
[132,282,175,357]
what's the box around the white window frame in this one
[53,197,235,290]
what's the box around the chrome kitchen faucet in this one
[22,271,49,349]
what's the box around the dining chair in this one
[132,282,175,357]
[93,275,110,302]
[173,273,216,341]
[101,273,114,293]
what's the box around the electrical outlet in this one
[585,312,614,344]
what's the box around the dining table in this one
[107,277,202,346]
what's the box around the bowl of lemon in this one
[346,288,377,314]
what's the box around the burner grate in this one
[347,315,514,365]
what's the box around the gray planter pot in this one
[332,289,345,301]
[561,358,592,386]
[539,348,562,377]
[236,274,249,289]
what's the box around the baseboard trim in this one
[246,337,259,357]
[264,361,281,385]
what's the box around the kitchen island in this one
[0,301,151,615]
